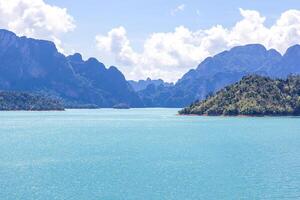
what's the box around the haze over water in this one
[0,109,300,199]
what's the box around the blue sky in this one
[0,0,300,81]
[46,0,300,57]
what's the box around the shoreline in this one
[178,113,300,117]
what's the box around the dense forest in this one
[179,75,300,116]
[0,91,64,111]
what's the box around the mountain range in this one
[128,78,173,92]
[0,29,300,108]
[0,29,142,108]
[137,44,300,107]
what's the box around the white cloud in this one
[0,0,75,53]
[171,4,185,16]
[95,27,139,66]
[96,9,300,82]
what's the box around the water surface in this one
[0,109,300,199]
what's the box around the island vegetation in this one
[113,103,130,109]
[179,75,300,116]
[0,91,64,111]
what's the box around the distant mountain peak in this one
[68,53,83,63]
[0,29,18,46]
[267,48,282,57]
[231,43,267,51]
[85,57,105,67]
[141,43,300,108]
[284,44,300,56]
[0,28,143,108]
[0,29,17,37]
[129,78,173,92]
[0,29,58,55]
[108,66,118,70]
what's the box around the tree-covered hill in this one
[0,91,64,111]
[179,75,300,116]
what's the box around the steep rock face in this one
[176,44,282,95]
[138,44,292,107]
[270,45,300,77]
[0,30,84,103]
[2,28,300,108]
[67,54,143,107]
[129,78,173,92]
[0,29,142,107]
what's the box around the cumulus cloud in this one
[0,0,75,53]
[96,9,300,82]
[95,27,139,66]
[171,4,185,16]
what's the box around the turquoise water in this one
[0,109,300,200]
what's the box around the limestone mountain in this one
[129,78,173,92]
[0,29,142,107]
[138,44,300,107]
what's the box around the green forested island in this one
[179,75,300,116]
[0,91,64,111]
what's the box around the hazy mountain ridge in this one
[0,29,142,108]
[129,78,173,92]
[138,44,300,107]
[1,29,300,108]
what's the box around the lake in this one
[0,109,300,199]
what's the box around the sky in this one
[0,0,300,82]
